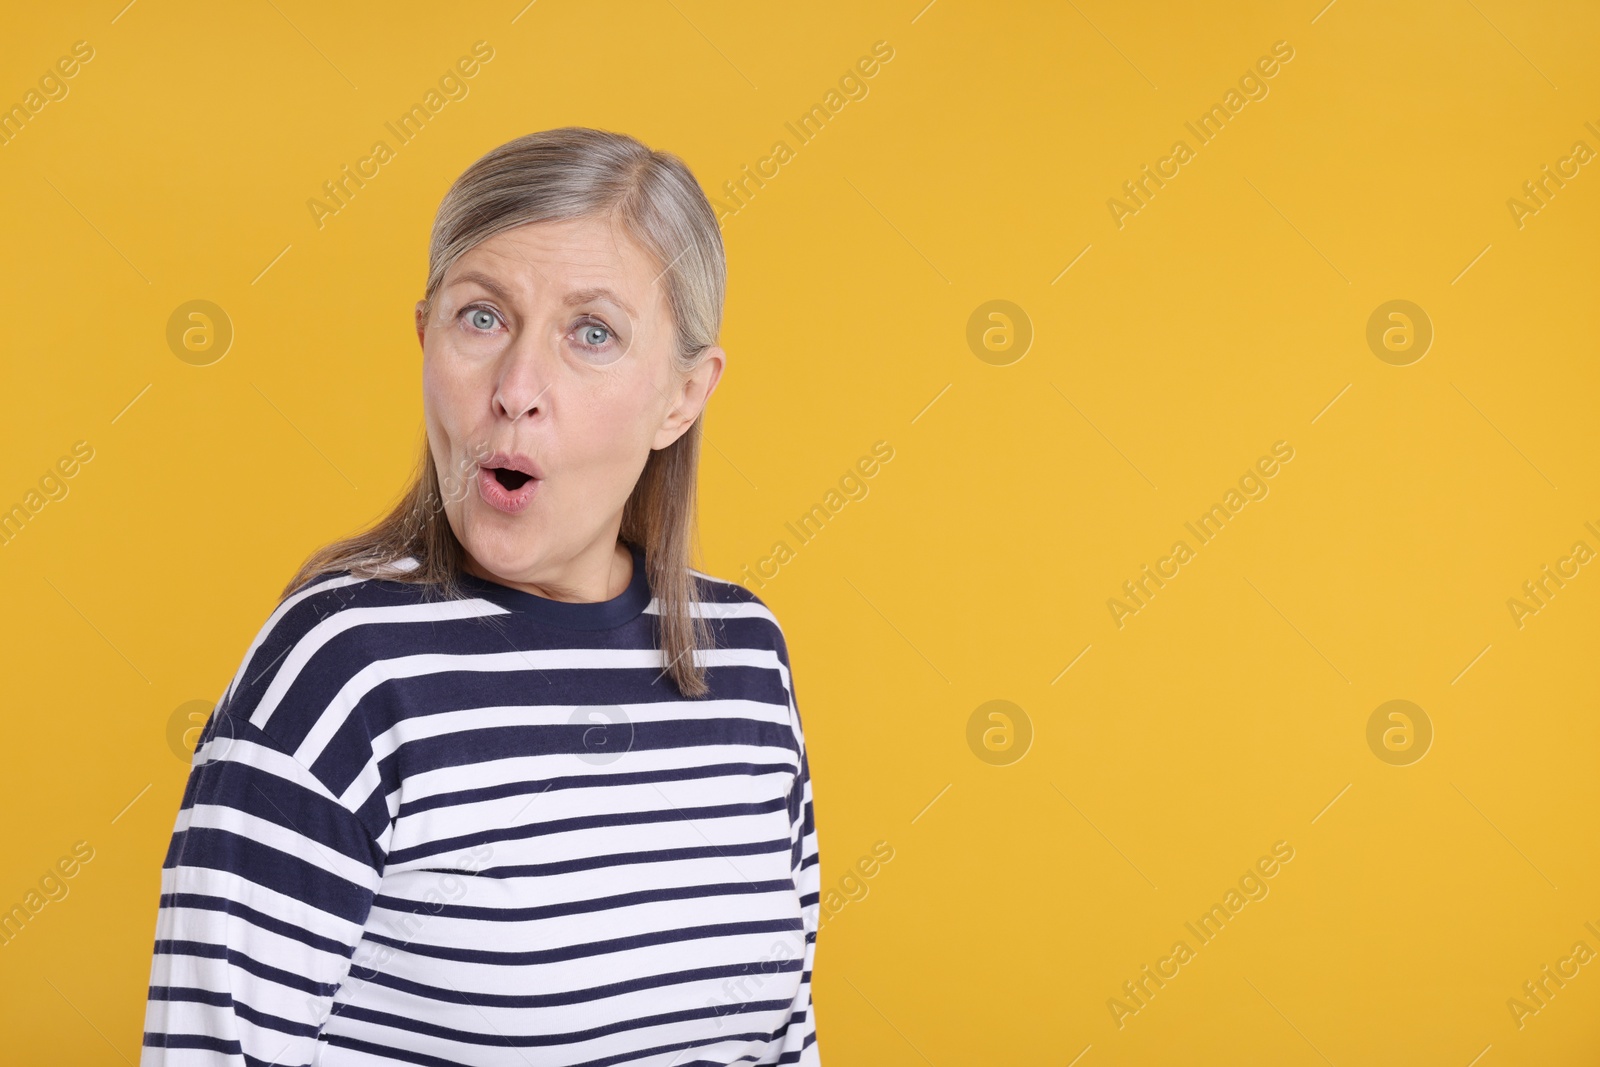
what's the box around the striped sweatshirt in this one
[140,540,821,1066]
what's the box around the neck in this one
[464,537,631,603]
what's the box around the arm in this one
[771,628,821,1065]
[140,705,384,1066]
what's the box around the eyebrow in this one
[446,271,637,318]
[447,270,513,301]
[564,286,637,318]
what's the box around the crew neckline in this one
[453,540,652,630]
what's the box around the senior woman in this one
[140,127,821,1066]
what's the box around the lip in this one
[477,451,543,515]
[480,451,544,479]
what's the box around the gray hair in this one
[285,127,728,697]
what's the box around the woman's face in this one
[416,214,723,592]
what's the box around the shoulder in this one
[199,560,468,846]
[218,556,499,749]
[687,567,806,746]
[687,566,794,665]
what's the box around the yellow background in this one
[2,0,1598,1062]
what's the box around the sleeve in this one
[770,621,821,1065]
[140,698,385,1066]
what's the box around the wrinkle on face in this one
[414,214,722,600]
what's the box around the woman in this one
[140,127,821,1066]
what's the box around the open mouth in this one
[478,465,540,514]
[491,467,533,491]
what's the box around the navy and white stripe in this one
[141,540,820,1066]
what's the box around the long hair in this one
[280,126,725,697]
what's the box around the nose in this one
[491,333,554,421]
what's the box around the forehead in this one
[445,216,666,316]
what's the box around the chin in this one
[456,507,539,568]
[467,530,541,572]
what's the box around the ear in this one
[653,345,726,450]
[414,300,429,350]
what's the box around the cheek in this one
[423,366,490,492]
[567,383,656,470]
[574,402,640,464]
[422,345,487,428]
[423,340,473,395]
[420,360,453,440]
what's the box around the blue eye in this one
[462,306,501,332]
[573,319,616,356]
